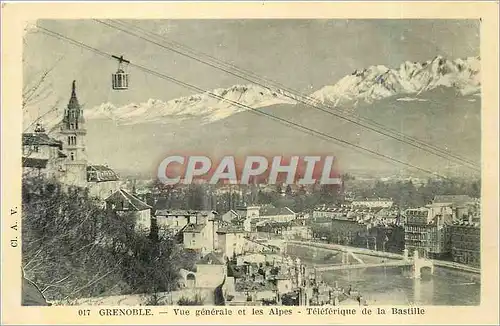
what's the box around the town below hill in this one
[22,174,480,306]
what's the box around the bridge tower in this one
[341,251,350,264]
[412,250,434,279]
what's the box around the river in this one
[297,253,480,306]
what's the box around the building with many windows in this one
[404,207,452,259]
[450,220,480,267]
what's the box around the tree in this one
[22,176,195,303]
[187,185,207,210]
[23,30,64,133]
[22,177,127,301]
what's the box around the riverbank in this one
[285,241,481,305]
[317,266,481,306]
[286,240,480,274]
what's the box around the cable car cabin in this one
[112,69,129,90]
[111,55,130,90]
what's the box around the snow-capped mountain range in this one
[85,85,298,125]
[311,55,480,105]
[84,56,480,124]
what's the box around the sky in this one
[23,19,479,124]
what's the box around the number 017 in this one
[78,309,90,316]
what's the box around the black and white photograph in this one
[15,17,487,309]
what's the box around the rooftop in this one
[105,189,151,211]
[224,209,239,216]
[183,223,206,233]
[260,206,295,217]
[314,207,381,213]
[433,195,475,204]
[155,209,218,217]
[155,209,197,216]
[352,197,393,202]
[22,133,63,149]
[452,220,480,228]
[217,226,246,234]
[87,165,119,182]
[236,205,261,210]
[197,252,225,265]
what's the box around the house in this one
[22,124,66,179]
[236,205,260,219]
[87,165,121,199]
[260,206,296,223]
[221,209,240,223]
[431,195,479,222]
[217,226,246,259]
[257,219,312,240]
[105,189,152,232]
[183,224,213,254]
[195,253,227,288]
[296,212,310,220]
[182,212,218,253]
[312,205,352,220]
[351,198,393,209]
[155,209,198,234]
[282,220,312,240]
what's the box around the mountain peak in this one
[312,56,480,105]
[85,83,297,124]
[83,56,480,126]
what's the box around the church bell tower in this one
[60,80,88,186]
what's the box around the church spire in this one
[68,80,80,110]
[62,80,84,130]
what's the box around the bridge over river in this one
[313,259,411,272]
[284,240,435,278]
[278,240,480,305]
[266,239,479,275]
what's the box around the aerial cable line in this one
[117,18,480,170]
[96,19,479,171]
[37,25,451,179]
